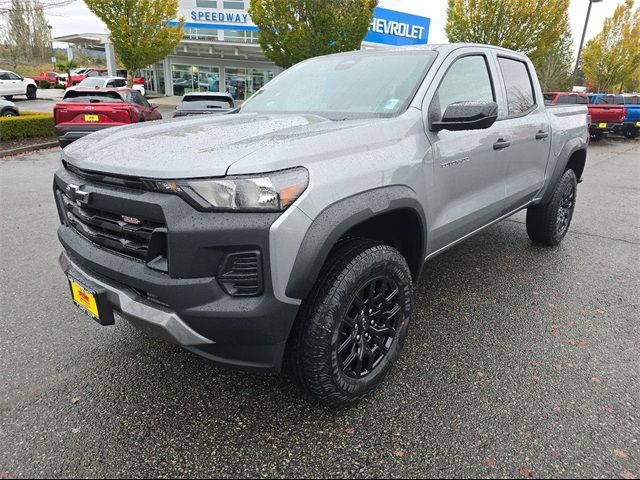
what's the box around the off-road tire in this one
[26,86,36,100]
[288,238,413,407]
[526,168,577,246]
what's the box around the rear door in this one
[422,48,509,252]
[494,55,550,211]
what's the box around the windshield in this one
[78,77,106,87]
[242,50,437,119]
[182,95,234,109]
[62,90,124,102]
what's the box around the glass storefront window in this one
[171,64,220,95]
[223,29,258,44]
[196,0,217,7]
[225,67,274,101]
[184,27,219,41]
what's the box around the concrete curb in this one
[0,141,59,158]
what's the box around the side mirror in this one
[432,101,498,132]
[150,103,159,109]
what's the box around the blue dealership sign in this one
[364,7,430,46]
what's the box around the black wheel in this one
[288,238,413,407]
[26,86,36,100]
[1,109,18,117]
[3,95,13,100]
[526,169,577,246]
[624,129,638,139]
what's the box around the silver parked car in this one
[0,99,19,116]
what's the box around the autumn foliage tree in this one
[581,0,640,93]
[536,28,574,92]
[446,0,570,67]
[248,0,378,68]
[84,0,184,86]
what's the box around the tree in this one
[536,28,574,92]
[56,58,77,79]
[2,0,52,63]
[446,0,569,67]
[84,0,184,86]
[581,0,640,93]
[248,0,378,69]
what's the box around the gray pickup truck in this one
[54,44,588,406]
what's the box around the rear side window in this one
[576,95,588,104]
[433,55,494,114]
[624,95,639,105]
[497,57,536,116]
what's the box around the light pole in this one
[573,0,603,84]
[48,24,54,68]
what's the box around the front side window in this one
[498,57,536,116]
[7,72,21,80]
[432,55,494,116]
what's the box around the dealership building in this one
[56,0,430,100]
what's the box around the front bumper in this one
[54,166,300,372]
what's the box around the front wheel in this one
[526,169,577,246]
[288,238,413,407]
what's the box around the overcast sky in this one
[47,0,632,56]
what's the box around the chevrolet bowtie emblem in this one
[66,184,90,204]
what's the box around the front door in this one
[422,51,509,253]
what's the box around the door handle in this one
[535,130,549,139]
[493,138,511,150]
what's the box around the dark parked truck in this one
[54,44,589,407]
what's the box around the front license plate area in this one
[68,275,115,326]
[84,114,99,122]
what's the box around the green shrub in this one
[38,79,51,89]
[0,112,55,141]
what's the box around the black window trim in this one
[428,51,497,123]
[496,54,538,120]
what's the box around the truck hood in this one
[63,113,348,179]
[62,112,395,179]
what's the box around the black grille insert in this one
[217,251,263,296]
[59,189,166,262]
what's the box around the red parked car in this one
[66,68,108,87]
[544,92,626,140]
[28,71,60,86]
[53,88,162,148]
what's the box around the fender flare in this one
[285,185,427,299]
[540,139,587,204]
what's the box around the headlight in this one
[153,167,308,212]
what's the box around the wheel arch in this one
[285,186,427,300]
[540,140,587,204]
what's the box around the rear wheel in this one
[26,86,36,100]
[526,169,577,246]
[624,128,639,139]
[1,109,17,117]
[288,238,413,407]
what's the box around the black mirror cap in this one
[432,101,498,132]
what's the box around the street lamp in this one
[573,0,604,84]
[48,24,54,67]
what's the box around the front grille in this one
[58,189,166,262]
[217,251,263,296]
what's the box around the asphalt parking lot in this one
[0,139,638,478]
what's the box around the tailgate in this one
[587,105,626,123]
[54,103,132,126]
